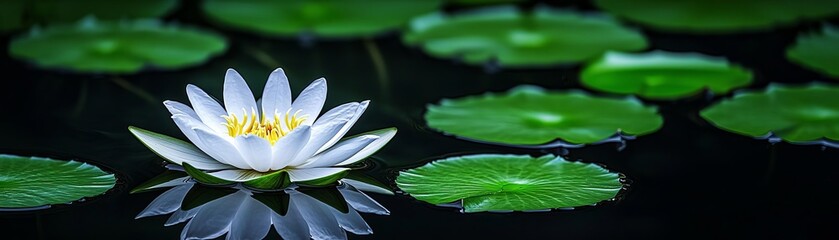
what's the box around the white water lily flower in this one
[129,68,396,187]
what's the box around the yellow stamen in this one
[223,108,307,145]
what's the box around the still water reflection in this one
[136,180,388,240]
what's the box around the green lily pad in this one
[787,25,839,79]
[700,84,839,145]
[425,86,663,146]
[9,18,227,74]
[396,154,623,213]
[581,51,753,99]
[403,6,647,67]
[0,0,177,31]
[594,0,839,33]
[202,0,442,38]
[0,154,116,209]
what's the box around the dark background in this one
[1,0,838,239]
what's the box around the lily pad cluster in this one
[396,154,623,213]
[202,0,442,38]
[786,25,839,79]
[581,51,753,99]
[0,0,178,31]
[9,18,227,74]
[0,154,116,209]
[403,6,648,67]
[594,0,839,33]
[425,86,663,146]
[700,84,839,145]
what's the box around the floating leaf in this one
[0,0,177,31]
[594,0,839,33]
[403,6,647,67]
[396,154,623,213]
[700,84,839,144]
[581,51,753,99]
[0,154,115,209]
[425,86,663,146]
[9,18,227,74]
[202,0,442,38]
[786,25,839,79]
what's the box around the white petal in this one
[223,68,259,117]
[287,168,349,182]
[181,191,248,240]
[339,184,390,215]
[233,135,272,172]
[261,68,292,119]
[136,183,194,219]
[298,135,378,168]
[333,208,372,235]
[193,128,250,169]
[270,125,311,170]
[336,128,397,166]
[272,200,310,240]
[318,100,369,154]
[136,176,193,193]
[166,208,199,226]
[289,190,346,240]
[228,196,272,240]
[205,169,270,182]
[341,179,394,196]
[186,84,228,134]
[287,110,354,167]
[164,100,200,119]
[291,78,327,126]
[129,127,231,170]
[171,114,233,169]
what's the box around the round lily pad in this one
[594,0,839,33]
[402,6,648,67]
[786,25,839,79]
[0,154,116,209]
[581,51,753,99]
[0,0,177,31]
[9,18,228,74]
[396,154,623,213]
[700,84,839,144]
[425,86,663,146]
[202,0,442,38]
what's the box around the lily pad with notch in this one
[0,154,116,209]
[700,84,839,146]
[594,0,839,33]
[396,154,624,213]
[786,25,839,79]
[403,6,648,67]
[425,85,663,147]
[1,0,178,31]
[202,0,442,38]
[581,51,753,100]
[9,18,227,74]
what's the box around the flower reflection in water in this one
[136,179,389,240]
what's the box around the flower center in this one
[222,109,307,145]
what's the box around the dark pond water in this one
[2,1,839,239]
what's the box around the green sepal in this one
[298,187,350,214]
[244,170,291,190]
[130,171,189,194]
[183,162,234,186]
[252,192,291,216]
[181,185,237,211]
[296,171,348,187]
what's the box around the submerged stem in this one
[111,77,157,105]
[363,38,391,100]
[72,79,89,118]
[244,44,281,69]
